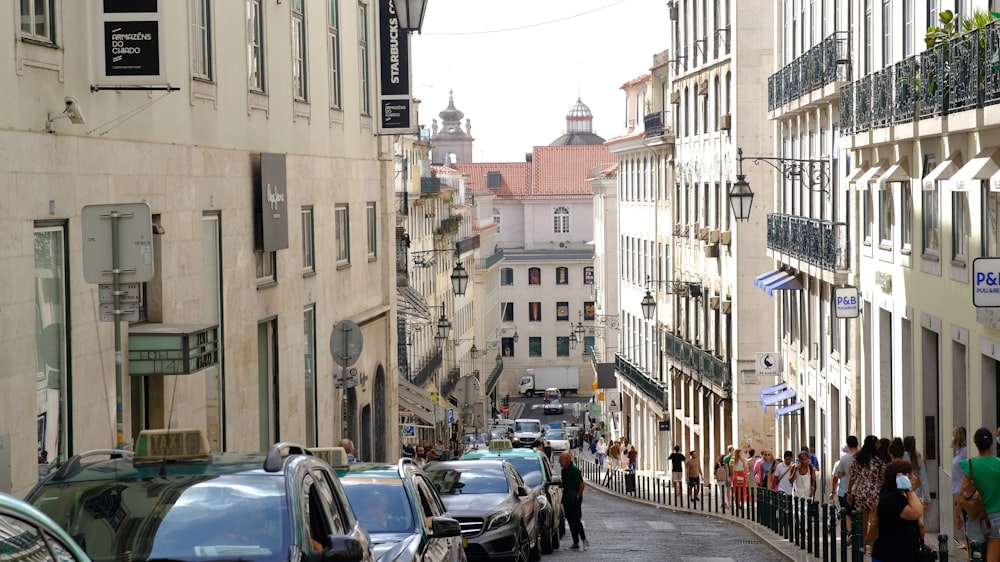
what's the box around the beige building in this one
[5,0,400,494]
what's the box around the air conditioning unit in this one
[719,113,731,131]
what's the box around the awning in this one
[765,272,803,295]
[754,270,788,289]
[873,156,910,190]
[853,160,887,190]
[775,402,806,418]
[761,389,796,410]
[845,161,869,183]
[398,379,436,425]
[397,286,431,321]
[949,147,1000,191]
[923,152,964,190]
[760,382,789,410]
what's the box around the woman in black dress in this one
[872,460,924,562]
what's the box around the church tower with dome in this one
[430,90,474,165]
[549,97,606,146]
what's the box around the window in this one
[502,337,515,357]
[328,0,342,108]
[928,0,940,31]
[366,202,377,259]
[248,0,266,92]
[528,267,540,285]
[553,206,569,233]
[358,1,371,115]
[304,305,317,446]
[882,0,891,67]
[863,0,872,74]
[493,207,501,233]
[500,267,513,285]
[556,337,570,357]
[985,191,1000,256]
[292,0,308,101]
[35,223,68,463]
[256,250,276,283]
[487,172,501,188]
[336,204,350,265]
[583,301,595,321]
[500,302,514,322]
[529,302,541,322]
[863,189,873,244]
[258,318,280,448]
[583,266,594,284]
[20,0,54,43]
[583,335,595,356]
[556,302,569,321]
[952,191,969,262]
[901,182,913,252]
[302,207,315,272]
[190,0,213,80]
[902,0,913,57]
[529,337,542,357]
[879,187,893,246]
[556,267,568,285]
[923,184,940,256]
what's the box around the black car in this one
[424,459,541,562]
[26,429,372,562]
[338,458,466,562]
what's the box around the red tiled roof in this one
[452,162,531,197]
[452,145,613,199]
[605,129,646,145]
[620,74,651,89]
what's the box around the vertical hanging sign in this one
[376,0,416,133]
[97,0,167,87]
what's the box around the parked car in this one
[423,459,541,562]
[541,429,570,456]
[460,443,564,554]
[0,491,91,562]
[26,429,372,562]
[511,419,544,448]
[542,398,563,415]
[338,459,466,562]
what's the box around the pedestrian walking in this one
[754,451,775,489]
[595,437,607,471]
[627,445,638,471]
[834,436,859,539]
[847,435,886,546]
[559,452,589,551]
[955,427,1000,559]
[608,440,621,472]
[714,455,730,507]
[790,450,817,499]
[686,450,703,502]
[772,451,795,495]
[730,448,749,504]
[668,446,686,496]
[872,460,924,562]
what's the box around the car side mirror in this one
[323,535,364,562]
[430,516,462,538]
[546,479,562,488]
[516,486,530,497]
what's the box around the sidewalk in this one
[574,446,966,562]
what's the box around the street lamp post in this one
[391,0,429,33]
[729,146,831,222]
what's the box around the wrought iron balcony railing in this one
[766,213,850,271]
[643,111,673,140]
[440,367,461,398]
[614,353,669,411]
[420,177,441,194]
[660,331,731,391]
[768,31,851,111]
[485,360,503,395]
[411,350,442,388]
[844,20,1000,131]
[476,248,504,270]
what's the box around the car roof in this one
[336,462,403,479]
[425,458,509,469]
[0,491,91,561]
[460,448,547,461]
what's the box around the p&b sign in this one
[973,258,1000,307]
[833,286,860,319]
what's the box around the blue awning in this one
[761,388,796,410]
[765,272,803,295]
[754,270,788,289]
[775,402,806,418]
[761,382,789,395]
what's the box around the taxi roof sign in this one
[310,447,349,469]
[134,429,211,463]
[488,439,514,452]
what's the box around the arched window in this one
[493,207,501,233]
[528,267,541,285]
[500,267,514,285]
[553,206,570,233]
[556,267,569,285]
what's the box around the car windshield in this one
[501,457,544,488]
[427,467,509,495]
[546,430,566,440]
[341,481,414,534]
[30,474,290,562]
[515,421,540,433]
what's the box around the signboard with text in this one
[375,0,416,133]
[973,258,1000,307]
[96,0,167,86]
[833,286,861,318]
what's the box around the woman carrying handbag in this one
[955,427,1000,562]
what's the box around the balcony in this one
[476,248,504,270]
[411,349,442,388]
[768,31,851,111]
[485,359,504,394]
[437,216,461,236]
[420,177,441,194]
[643,111,674,143]
[661,331,731,392]
[766,214,850,272]
[614,353,669,411]
[455,234,480,256]
[440,367,461,398]
[841,20,1000,133]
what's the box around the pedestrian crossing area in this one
[586,518,676,531]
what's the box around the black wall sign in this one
[380,99,412,129]
[253,153,289,252]
[378,0,410,97]
[103,21,160,76]
[104,0,157,13]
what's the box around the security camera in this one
[64,97,85,125]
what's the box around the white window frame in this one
[922,184,941,257]
[190,0,213,80]
[303,305,318,446]
[878,186,893,247]
[901,181,913,253]
[553,206,570,234]
[247,0,266,93]
[256,249,277,284]
[328,0,342,109]
[20,0,54,43]
[358,0,371,115]
[366,202,377,259]
[336,204,351,265]
[292,0,307,101]
[952,190,969,263]
[302,207,315,273]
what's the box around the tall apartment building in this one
[5,1,398,494]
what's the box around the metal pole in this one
[111,211,125,449]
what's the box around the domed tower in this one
[549,97,605,146]
[430,90,475,165]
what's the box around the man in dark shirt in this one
[559,452,588,551]
[668,445,687,496]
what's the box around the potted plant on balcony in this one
[922,9,999,113]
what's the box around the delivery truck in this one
[517,367,580,397]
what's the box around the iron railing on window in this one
[613,353,669,411]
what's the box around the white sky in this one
[411,0,669,163]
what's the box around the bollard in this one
[809,499,820,555]
[850,510,863,562]
[820,502,829,562]
[938,534,949,562]
[971,540,986,562]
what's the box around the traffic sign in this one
[402,425,414,436]
[330,320,363,368]
[501,405,510,413]
[446,408,455,424]
[81,203,155,283]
